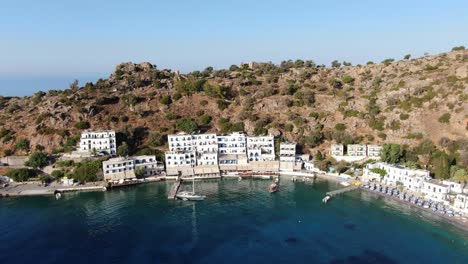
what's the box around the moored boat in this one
[269,183,278,193]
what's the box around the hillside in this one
[0,49,467,174]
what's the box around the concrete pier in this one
[326,185,359,197]
[168,180,181,200]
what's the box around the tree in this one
[315,151,323,161]
[452,46,465,51]
[431,151,453,179]
[177,118,198,133]
[381,58,395,65]
[6,169,37,182]
[148,133,164,147]
[135,167,146,179]
[404,54,411,60]
[24,152,48,169]
[381,144,405,164]
[117,142,129,156]
[342,75,354,84]
[343,61,352,66]
[331,60,341,68]
[71,159,101,182]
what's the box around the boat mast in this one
[192,175,195,193]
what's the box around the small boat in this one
[323,195,331,203]
[176,191,206,201]
[269,183,278,193]
[238,176,242,181]
[177,176,205,201]
[55,192,62,200]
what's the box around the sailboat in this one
[177,176,206,201]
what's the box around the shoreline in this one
[359,186,468,231]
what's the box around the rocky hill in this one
[0,49,467,169]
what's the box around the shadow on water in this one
[330,249,398,264]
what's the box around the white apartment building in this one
[365,162,430,192]
[367,145,383,157]
[279,142,296,162]
[167,132,218,166]
[102,155,164,181]
[247,136,275,162]
[102,157,135,181]
[168,133,194,152]
[133,155,164,177]
[217,132,247,155]
[80,130,117,155]
[442,180,466,194]
[421,180,450,202]
[165,151,196,168]
[330,144,344,156]
[454,194,468,213]
[347,144,367,156]
[193,133,218,166]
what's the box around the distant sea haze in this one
[0,75,106,97]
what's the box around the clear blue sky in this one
[1,0,467,96]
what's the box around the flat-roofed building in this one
[247,136,275,162]
[80,130,117,155]
[367,145,382,157]
[217,132,247,155]
[454,194,468,213]
[365,162,430,192]
[421,180,450,202]
[168,132,194,152]
[165,151,196,168]
[102,157,135,181]
[330,144,344,156]
[132,155,164,177]
[279,142,296,162]
[347,144,367,157]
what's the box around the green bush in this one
[200,114,212,125]
[159,95,172,105]
[15,138,30,152]
[452,46,465,51]
[6,169,37,182]
[399,113,410,120]
[177,118,198,133]
[438,113,451,123]
[24,152,48,169]
[334,123,346,131]
[71,159,101,182]
[51,170,65,179]
[74,121,90,129]
[342,75,354,84]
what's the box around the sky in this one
[1,0,467,96]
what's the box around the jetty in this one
[326,185,359,197]
[323,185,360,203]
[168,179,181,200]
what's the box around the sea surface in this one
[1,178,467,264]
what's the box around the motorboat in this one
[269,183,278,193]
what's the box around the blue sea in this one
[1,179,467,264]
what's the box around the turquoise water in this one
[1,178,467,264]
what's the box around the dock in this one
[168,179,181,200]
[326,185,359,197]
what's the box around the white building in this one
[367,145,382,157]
[168,132,194,152]
[421,180,450,202]
[454,194,468,213]
[246,136,275,162]
[217,132,247,155]
[192,133,218,166]
[330,144,344,156]
[102,155,163,181]
[102,157,135,181]
[132,155,164,177]
[442,180,466,194]
[364,162,430,193]
[279,142,296,162]
[347,144,367,157]
[79,130,117,155]
[167,132,218,166]
[165,151,196,168]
